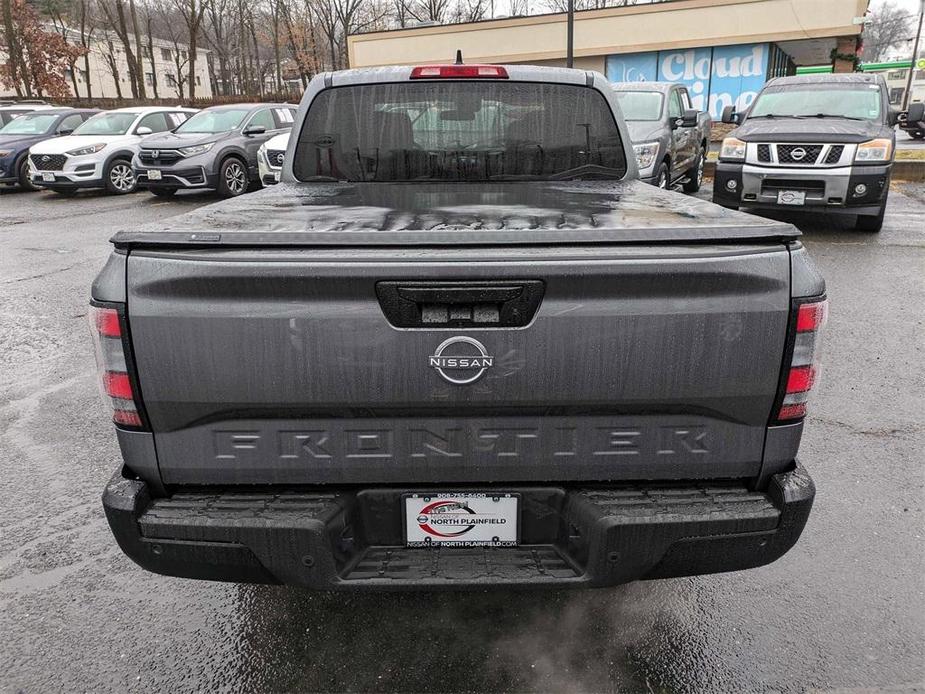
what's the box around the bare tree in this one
[97,0,145,96]
[861,1,916,62]
[168,0,207,98]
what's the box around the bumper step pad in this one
[103,464,814,589]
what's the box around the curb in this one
[704,160,925,182]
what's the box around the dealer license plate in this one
[777,190,805,205]
[147,169,162,181]
[42,173,55,182]
[404,493,519,547]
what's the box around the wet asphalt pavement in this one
[1,182,923,693]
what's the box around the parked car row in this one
[0,102,297,199]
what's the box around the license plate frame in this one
[147,169,162,181]
[777,190,806,206]
[41,172,55,182]
[403,492,520,547]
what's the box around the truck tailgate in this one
[126,242,791,485]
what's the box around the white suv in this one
[29,106,196,195]
[257,131,290,185]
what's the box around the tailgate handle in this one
[376,280,545,328]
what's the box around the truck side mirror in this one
[907,102,925,124]
[888,109,900,126]
[721,105,738,124]
[681,109,699,128]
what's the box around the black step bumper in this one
[102,463,814,589]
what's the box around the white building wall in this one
[1,28,211,100]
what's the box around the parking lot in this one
[1,181,923,692]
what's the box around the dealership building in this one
[348,0,870,118]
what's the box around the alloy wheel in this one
[110,163,135,192]
[225,162,247,195]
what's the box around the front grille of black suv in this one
[30,154,67,171]
[824,145,845,164]
[777,144,823,165]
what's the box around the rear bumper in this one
[103,462,815,589]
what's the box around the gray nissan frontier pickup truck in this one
[92,64,826,589]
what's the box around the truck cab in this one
[713,73,898,232]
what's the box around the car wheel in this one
[682,146,705,193]
[855,203,886,233]
[105,159,137,194]
[17,156,38,191]
[911,130,925,140]
[218,158,248,198]
[150,188,177,198]
[654,163,669,189]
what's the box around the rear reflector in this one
[776,297,827,422]
[410,65,509,79]
[113,409,143,427]
[90,304,146,429]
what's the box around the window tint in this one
[613,91,663,121]
[0,113,57,134]
[750,84,883,120]
[668,91,682,119]
[58,114,84,132]
[294,82,626,183]
[176,108,249,133]
[73,112,139,135]
[247,109,275,130]
[137,112,169,133]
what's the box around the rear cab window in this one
[293,81,626,182]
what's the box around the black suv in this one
[134,103,296,197]
[713,73,901,233]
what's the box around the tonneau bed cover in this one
[112,180,800,248]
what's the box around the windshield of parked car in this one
[0,113,58,135]
[293,82,626,182]
[749,84,882,120]
[73,112,139,135]
[613,91,663,121]
[176,109,250,134]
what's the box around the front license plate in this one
[404,493,519,547]
[777,190,805,205]
[147,169,162,181]
[41,172,55,182]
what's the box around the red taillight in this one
[102,371,134,400]
[796,301,827,333]
[776,297,827,422]
[90,304,146,429]
[785,365,816,393]
[410,65,509,79]
[94,308,122,337]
